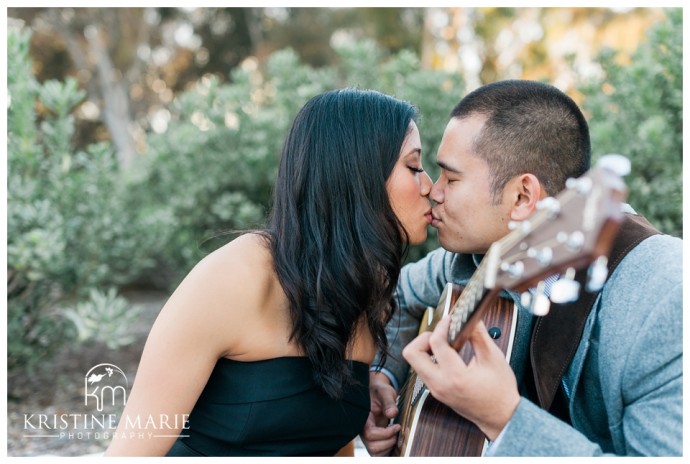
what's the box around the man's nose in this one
[429,180,444,204]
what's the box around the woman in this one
[105,88,432,456]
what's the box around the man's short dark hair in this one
[451,80,591,201]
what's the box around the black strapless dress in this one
[166,356,370,456]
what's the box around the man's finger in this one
[427,316,468,371]
[402,331,440,381]
[468,320,502,362]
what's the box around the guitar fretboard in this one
[448,261,488,343]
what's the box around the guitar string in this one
[398,263,489,421]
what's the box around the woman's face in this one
[386,121,433,245]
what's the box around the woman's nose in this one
[421,171,432,196]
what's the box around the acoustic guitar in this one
[394,155,630,456]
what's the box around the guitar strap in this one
[527,213,661,418]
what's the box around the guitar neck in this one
[446,258,492,350]
[446,161,628,350]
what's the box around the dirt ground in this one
[6,289,167,457]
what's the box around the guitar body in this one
[394,284,517,456]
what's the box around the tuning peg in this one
[557,230,585,252]
[530,281,551,316]
[508,220,532,234]
[587,256,609,292]
[500,260,524,278]
[536,196,561,218]
[565,176,593,195]
[532,293,551,316]
[527,246,553,266]
[597,154,631,177]
[550,267,580,304]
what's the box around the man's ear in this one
[507,173,545,221]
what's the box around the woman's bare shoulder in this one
[209,232,272,266]
[152,233,277,354]
[192,232,275,304]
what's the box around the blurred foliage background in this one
[6,7,682,375]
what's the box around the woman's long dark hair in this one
[265,88,417,399]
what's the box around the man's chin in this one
[437,233,462,253]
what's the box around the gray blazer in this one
[377,233,682,456]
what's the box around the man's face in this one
[430,116,514,254]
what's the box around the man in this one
[362,80,682,456]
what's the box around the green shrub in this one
[63,288,143,350]
[579,8,682,237]
[7,26,161,372]
[138,40,464,280]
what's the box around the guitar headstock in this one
[447,155,630,346]
[483,155,629,299]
